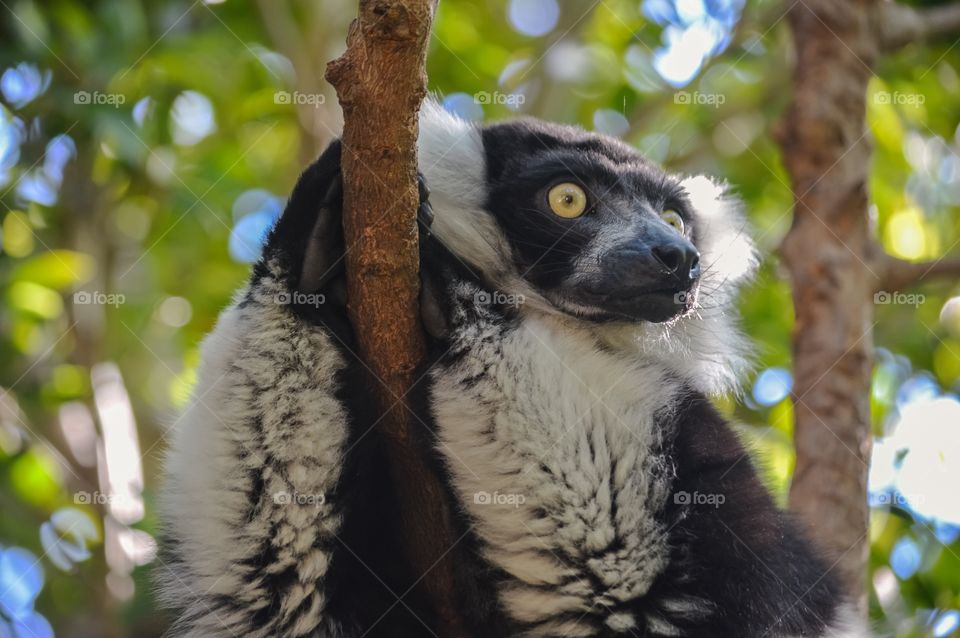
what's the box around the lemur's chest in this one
[430,316,680,634]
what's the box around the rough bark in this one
[325,1,469,637]
[776,0,960,613]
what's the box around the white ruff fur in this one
[431,287,681,636]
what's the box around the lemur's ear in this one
[299,175,344,295]
[263,140,345,296]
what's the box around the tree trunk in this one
[776,0,877,610]
[777,0,960,613]
[325,1,469,636]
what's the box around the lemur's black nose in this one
[652,242,701,280]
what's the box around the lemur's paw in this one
[417,172,435,232]
[420,254,511,341]
[418,177,517,338]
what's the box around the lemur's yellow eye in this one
[661,209,685,235]
[547,183,588,218]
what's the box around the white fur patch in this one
[418,101,513,277]
[158,265,350,637]
[432,284,680,635]
[418,100,486,209]
[680,175,757,289]
[417,103,579,315]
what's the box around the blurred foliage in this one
[1,0,959,636]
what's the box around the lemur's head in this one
[418,101,756,323]
[417,101,758,393]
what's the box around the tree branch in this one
[877,1,960,52]
[325,2,469,637]
[871,248,960,292]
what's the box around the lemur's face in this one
[418,103,754,327]
[480,120,700,323]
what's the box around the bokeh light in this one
[645,0,744,87]
[229,212,276,263]
[752,367,793,407]
[0,63,51,109]
[442,92,484,122]
[508,0,559,37]
[933,610,960,638]
[0,546,53,638]
[592,109,629,137]
[890,536,921,579]
[170,91,217,146]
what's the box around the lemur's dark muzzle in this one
[603,234,701,293]
[572,225,702,323]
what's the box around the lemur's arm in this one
[648,395,868,638]
[158,142,431,638]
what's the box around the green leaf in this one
[7,281,63,320]
[10,250,96,290]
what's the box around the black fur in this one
[632,391,844,637]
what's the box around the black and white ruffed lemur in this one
[158,101,869,638]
